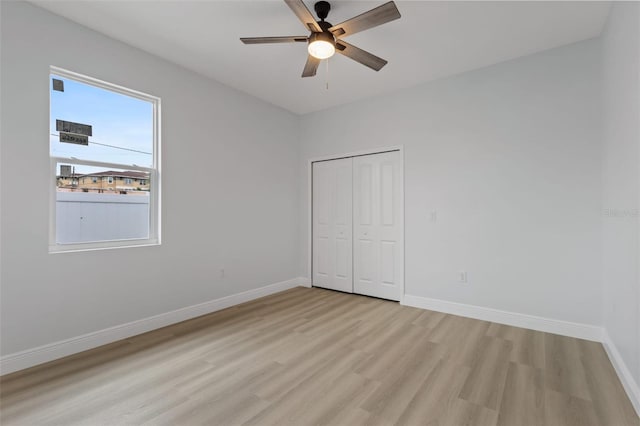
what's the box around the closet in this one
[312,150,403,301]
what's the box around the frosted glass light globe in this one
[308,40,335,59]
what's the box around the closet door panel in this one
[353,151,402,301]
[380,241,396,285]
[313,164,331,287]
[312,158,353,293]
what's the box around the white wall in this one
[602,0,640,394]
[299,40,603,326]
[0,2,299,356]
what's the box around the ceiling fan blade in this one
[329,1,400,38]
[284,0,322,33]
[335,40,387,71]
[302,55,321,77]
[240,36,308,44]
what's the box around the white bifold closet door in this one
[353,151,402,301]
[312,158,353,293]
[312,151,402,301]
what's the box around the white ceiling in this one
[32,1,611,114]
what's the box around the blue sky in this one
[50,74,153,174]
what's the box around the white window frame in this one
[49,66,162,253]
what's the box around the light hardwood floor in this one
[1,287,638,426]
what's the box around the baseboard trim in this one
[298,277,312,288]
[602,330,640,417]
[0,277,307,376]
[402,294,603,342]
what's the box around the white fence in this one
[56,192,149,244]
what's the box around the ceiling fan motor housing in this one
[308,30,335,48]
[317,21,332,32]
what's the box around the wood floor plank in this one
[395,358,471,425]
[496,362,545,426]
[544,389,601,426]
[1,287,637,426]
[244,348,370,426]
[412,308,446,329]
[578,339,640,426]
[360,338,444,423]
[487,324,546,369]
[444,398,499,426]
[444,317,492,368]
[458,335,513,410]
[544,333,591,401]
[354,323,430,381]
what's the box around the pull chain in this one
[325,57,330,90]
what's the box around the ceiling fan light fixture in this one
[308,32,335,59]
[240,0,401,77]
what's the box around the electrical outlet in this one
[458,271,468,283]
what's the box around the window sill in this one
[49,238,160,254]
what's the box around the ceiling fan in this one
[240,0,401,77]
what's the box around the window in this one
[50,67,160,252]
